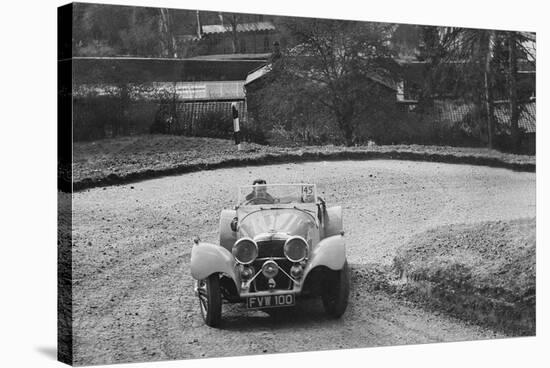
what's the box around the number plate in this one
[246,294,295,309]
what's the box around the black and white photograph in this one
[53,0,539,366]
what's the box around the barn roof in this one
[244,62,397,91]
[433,99,536,133]
[245,63,272,85]
[201,21,276,35]
[494,101,536,134]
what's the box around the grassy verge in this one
[386,218,535,336]
[72,135,535,191]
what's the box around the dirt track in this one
[71,160,535,365]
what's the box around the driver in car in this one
[245,178,275,204]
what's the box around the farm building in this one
[197,22,277,55]
[176,12,279,56]
[243,58,535,151]
[72,56,267,140]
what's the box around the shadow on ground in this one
[218,297,334,331]
[35,346,57,360]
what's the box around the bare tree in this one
[507,31,535,151]
[481,30,496,149]
[159,8,178,57]
[276,19,397,145]
[436,28,497,148]
[228,14,239,54]
[508,32,519,150]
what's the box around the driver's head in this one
[252,178,267,195]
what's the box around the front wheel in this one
[321,261,350,318]
[197,273,222,327]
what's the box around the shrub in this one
[265,124,297,147]
[74,86,158,141]
[149,104,176,134]
[193,110,233,139]
[73,96,124,141]
[240,122,268,145]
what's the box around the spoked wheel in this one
[197,273,222,327]
[321,261,350,318]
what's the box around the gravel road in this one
[71,160,535,365]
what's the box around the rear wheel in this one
[321,261,350,318]
[197,273,222,327]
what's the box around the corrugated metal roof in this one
[494,101,536,133]
[433,100,536,133]
[189,53,270,61]
[74,81,245,101]
[245,64,272,85]
[201,21,276,35]
[434,101,474,128]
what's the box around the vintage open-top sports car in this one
[190,182,349,327]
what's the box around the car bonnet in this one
[237,206,317,239]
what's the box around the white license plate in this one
[246,294,295,309]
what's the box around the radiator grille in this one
[252,240,293,291]
[256,239,285,258]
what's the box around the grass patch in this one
[391,218,535,335]
[72,135,535,190]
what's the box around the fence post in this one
[231,102,242,151]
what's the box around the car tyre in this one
[198,273,222,327]
[321,261,350,318]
